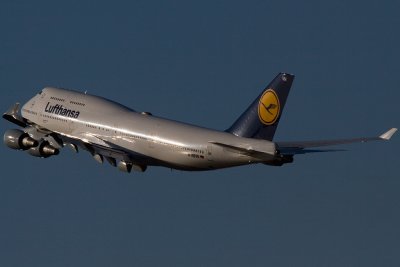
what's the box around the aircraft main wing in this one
[3,102,27,127]
[276,128,397,155]
[61,134,129,160]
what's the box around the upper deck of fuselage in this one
[39,87,135,114]
[37,87,212,130]
[32,87,208,131]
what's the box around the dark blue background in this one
[1,1,399,266]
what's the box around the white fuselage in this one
[21,87,277,170]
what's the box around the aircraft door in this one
[148,123,160,149]
[67,117,74,134]
[206,144,213,161]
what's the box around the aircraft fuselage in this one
[21,87,277,170]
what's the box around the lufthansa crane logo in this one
[258,89,280,125]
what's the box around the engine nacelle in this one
[4,129,38,150]
[117,160,147,173]
[118,161,133,173]
[27,141,59,158]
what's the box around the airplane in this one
[3,73,397,173]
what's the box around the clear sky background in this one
[1,1,399,266]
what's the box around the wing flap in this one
[56,133,131,161]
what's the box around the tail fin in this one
[226,73,294,141]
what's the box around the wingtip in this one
[379,128,398,140]
[3,102,20,115]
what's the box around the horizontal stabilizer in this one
[277,128,397,155]
[279,148,347,155]
[209,141,274,160]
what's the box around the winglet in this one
[4,102,20,115]
[3,102,27,127]
[379,128,398,140]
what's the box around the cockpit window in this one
[38,90,43,95]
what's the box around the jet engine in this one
[27,140,59,158]
[3,129,38,150]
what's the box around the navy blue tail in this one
[226,73,294,141]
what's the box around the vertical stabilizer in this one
[226,73,294,141]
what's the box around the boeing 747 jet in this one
[3,73,397,172]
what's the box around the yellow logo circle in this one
[258,89,280,125]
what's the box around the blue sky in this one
[1,1,399,266]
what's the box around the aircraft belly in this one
[139,141,257,170]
